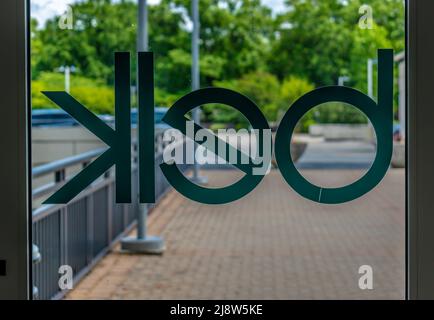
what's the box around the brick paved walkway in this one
[67,168,405,300]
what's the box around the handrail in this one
[32,147,107,178]
[32,128,168,180]
[31,129,169,180]
[31,128,189,300]
[31,130,166,201]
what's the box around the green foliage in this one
[209,123,229,132]
[280,76,315,111]
[31,0,405,127]
[215,71,281,122]
[34,0,137,83]
[155,87,185,107]
[32,72,114,114]
[280,76,315,132]
[69,86,115,115]
[348,23,392,93]
[204,73,314,128]
[312,103,368,124]
[269,0,404,90]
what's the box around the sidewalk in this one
[66,166,405,300]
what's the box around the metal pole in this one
[137,0,148,52]
[192,0,199,93]
[65,66,70,93]
[137,0,148,240]
[367,58,374,98]
[191,0,207,184]
[366,58,377,143]
[192,0,200,180]
[121,0,164,253]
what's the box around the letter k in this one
[42,52,131,204]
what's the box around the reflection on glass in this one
[31,0,405,300]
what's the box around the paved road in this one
[67,141,405,300]
[297,140,376,170]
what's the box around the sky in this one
[31,0,286,26]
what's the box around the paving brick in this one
[66,169,405,300]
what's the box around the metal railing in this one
[32,129,188,300]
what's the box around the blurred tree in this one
[341,0,405,52]
[279,76,315,131]
[312,102,368,124]
[32,72,114,114]
[211,71,281,124]
[279,76,315,111]
[173,0,275,80]
[269,0,403,89]
[36,0,136,84]
[31,0,405,125]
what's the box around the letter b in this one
[274,49,393,204]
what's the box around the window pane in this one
[30,0,405,300]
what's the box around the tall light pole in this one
[367,58,375,99]
[191,0,199,94]
[137,0,148,51]
[64,66,71,93]
[58,65,76,93]
[191,0,207,184]
[366,58,377,143]
[121,0,165,254]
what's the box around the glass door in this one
[29,0,406,300]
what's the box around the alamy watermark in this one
[58,5,74,30]
[58,265,74,290]
[162,121,272,176]
[358,265,374,290]
[359,4,374,30]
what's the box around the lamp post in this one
[57,65,76,93]
[190,0,208,184]
[121,0,165,254]
[367,58,376,99]
[137,0,148,51]
[338,76,350,86]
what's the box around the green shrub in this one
[313,102,368,124]
[32,72,114,114]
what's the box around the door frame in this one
[407,0,434,300]
[0,0,31,300]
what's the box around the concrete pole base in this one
[120,236,165,255]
